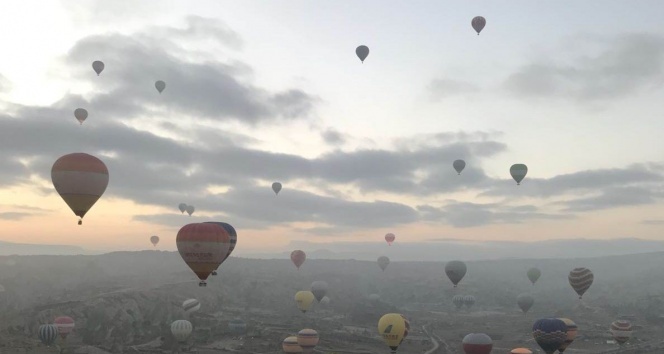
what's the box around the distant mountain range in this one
[2,237,664,261]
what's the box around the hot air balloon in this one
[471,16,486,35]
[320,296,331,305]
[272,182,282,195]
[517,293,534,314]
[568,267,593,299]
[610,320,632,345]
[453,159,466,175]
[385,233,396,246]
[38,324,59,347]
[453,295,465,309]
[178,203,187,213]
[558,318,577,353]
[291,250,306,269]
[294,291,315,313]
[150,235,159,247]
[377,256,390,271]
[283,336,303,353]
[445,260,467,287]
[51,153,109,225]
[155,80,166,94]
[532,318,567,354]
[510,164,528,185]
[527,267,541,285]
[297,329,319,354]
[511,349,533,354]
[92,60,104,75]
[204,221,238,275]
[228,318,247,334]
[462,333,493,354]
[311,281,328,302]
[54,316,75,339]
[463,295,476,309]
[176,223,231,286]
[185,205,195,216]
[183,298,201,315]
[171,320,193,342]
[356,45,370,63]
[378,313,406,354]
[74,108,88,125]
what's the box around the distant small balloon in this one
[472,16,487,35]
[178,203,187,214]
[272,182,282,195]
[92,61,104,76]
[155,80,166,94]
[186,205,195,216]
[150,235,159,247]
[291,250,306,269]
[517,293,534,313]
[527,267,541,285]
[445,260,467,287]
[510,164,528,185]
[74,108,88,125]
[377,256,390,271]
[385,233,395,246]
[356,45,370,63]
[453,159,466,175]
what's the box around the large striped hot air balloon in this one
[51,153,109,225]
[610,320,632,345]
[378,313,406,353]
[377,256,390,271]
[517,293,535,314]
[462,333,493,354]
[568,268,594,299]
[176,223,231,287]
[294,291,315,313]
[445,260,467,287]
[297,329,319,354]
[182,298,201,315]
[311,281,328,302]
[205,221,238,275]
[54,316,75,339]
[453,295,465,309]
[171,320,193,342]
[532,318,567,354]
[558,318,578,353]
[38,324,58,346]
[282,336,302,353]
[385,233,395,245]
[511,349,533,354]
[291,250,306,270]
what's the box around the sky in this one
[0,0,663,254]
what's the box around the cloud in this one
[0,212,36,220]
[559,186,662,212]
[428,78,480,100]
[0,74,11,93]
[642,219,664,225]
[418,201,572,228]
[503,33,664,101]
[320,128,346,146]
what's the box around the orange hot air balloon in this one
[291,250,306,269]
[51,153,109,225]
[511,349,533,354]
[176,223,231,287]
[385,233,395,245]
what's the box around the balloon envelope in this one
[527,267,541,284]
[283,336,303,353]
[378,313,406,352]
[463,295,476,308]
[272,182,282,195]
[471,16,486,34]
[294,291,315,313]
[178,203,187,213]
[568,267,594,299]
[462,333,493,354]
[385,233,395,245]
[558,318,578,352]
[510,164,528,185]
[204,222,238,263]
[74,108,88,125]
[171,320,193,342]
[54,316,75,339]
[311,281,328,302]
[532,318,567,354]
[185,205,195,216]
[176,223,231,285]
[377,256,390,271]
[356,45,370,62]
[38,324,59,346]
[511,349,533,354]
[92,60,104,75]
[155,80,166,93]
[291,250,306,269]
[297,329,319,354]
[51,153,109,224]
[453,159,466,174]
[517,293,535,313]
[453,295,464,309]
[445,260,467,287]
[183,298,201,315]
[610,320,632,345]
[150,235,159,246]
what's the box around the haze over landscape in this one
[1,1,664,353]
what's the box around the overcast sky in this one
[0,0,663,253]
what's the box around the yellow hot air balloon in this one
[295,291,315,313]
[378,313,406,353]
